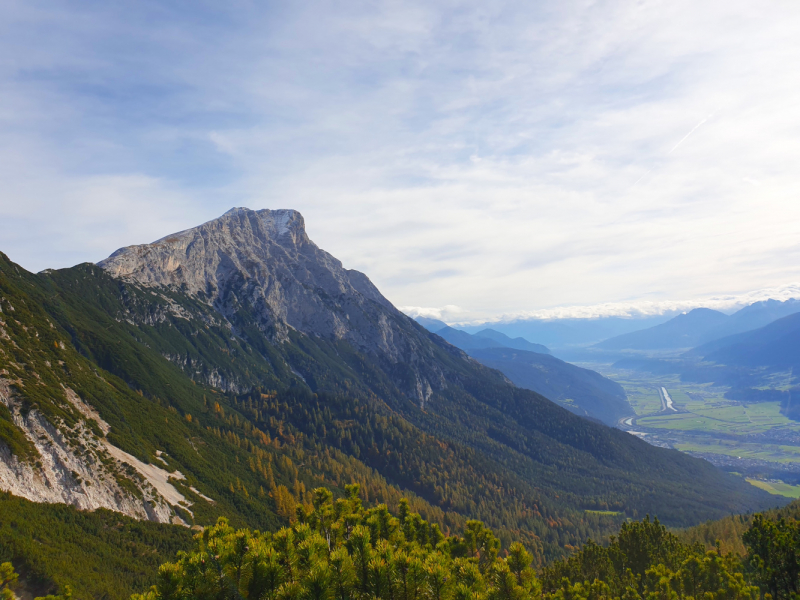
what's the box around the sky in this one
[2,1,800,323]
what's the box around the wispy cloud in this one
[1,0,799,318]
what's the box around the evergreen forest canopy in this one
[4,485,799,600]
[0,205,786,598]
[0,253,777,540]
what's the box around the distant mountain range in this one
[459,315,672,348]
[416,296,800,417]
[689,312,800,370]
[596,299,800,351]
[595,308,730,351]
[601,300,800,420]
[431,325,550,354]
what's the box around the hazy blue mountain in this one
[702,298,800,342]
[611,304,800,406]
[460,315,672,349]
[467,347,630,425]
[595,308,730,351]
[415,316,448,332]
[435,326,507,350]
[473,329,551,354]
[434,326,551,353]
[434,326,624,424]
[596,300,800,352]
[694,312,800,370]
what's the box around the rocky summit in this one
[99,207,446,402]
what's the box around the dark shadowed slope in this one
[467,347,631,425]
[693,312,800,370]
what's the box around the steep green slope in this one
[17,257,784,522]
[50,263,782,518]
[0,249,785,594]
[0,492,194,600]
[21,261,631,544]
[0,254,479,589]
[466,347,630,425]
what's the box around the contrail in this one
[632,111,715,187]
[632,168,654,187]
[669,113,714,154]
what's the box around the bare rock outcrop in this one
[99,207,446,401]
[0,378,183,523]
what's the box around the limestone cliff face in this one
[99,207,447,401]
[0,379,181,523]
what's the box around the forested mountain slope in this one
[466,347,630,425]
[0,208,782,589]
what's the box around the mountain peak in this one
[99,207,311,287]
[142,207,307,250]
[97,205,367,311]
[95,208,442,400]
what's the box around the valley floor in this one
[581,364,800,498]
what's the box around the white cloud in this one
[0,0,800,318]
[401,282,800,325]
[398,305,470,322]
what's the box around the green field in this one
[605,371,800,437]
[637,400,789,435]
[585,364,800,490]
[674,439,800,463]
[585,509,623,516]
[746,478,800,498]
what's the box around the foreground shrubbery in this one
[133,484,523,600]
[2,486,798,600]
[121,486,774,600]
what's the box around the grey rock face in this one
[99,207,445,400]
[0,379,178,523]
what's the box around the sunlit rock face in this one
[0,378,177,523]
[99,207,446,402]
